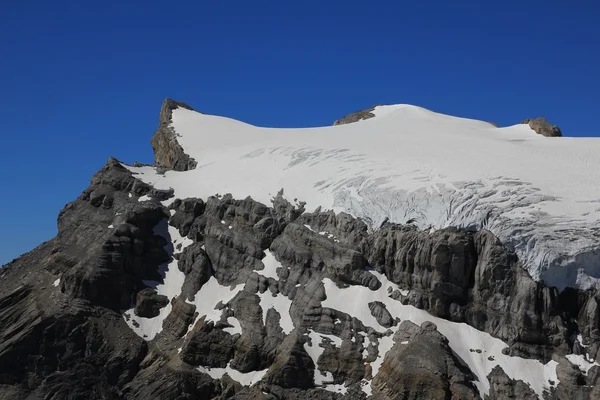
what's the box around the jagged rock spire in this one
[150,98,198,171]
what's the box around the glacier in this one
[128,104,600,290]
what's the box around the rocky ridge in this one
[335,105,563,137]
[0,99,596,400]
[333,106,378,125]
[150,98,198,171]
[521,117,563,137]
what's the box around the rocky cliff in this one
[150,99,198,171]
[0,99,597,400]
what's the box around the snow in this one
[321,270,559,398]
[138,194,151,201]
[252,250,295,334]
[53,278,60,287]
[304,330,348,392]
[576,268,600,290]
[107,224,114,228]
[369,332,395,379]
[184,279,244,337]
[565,354,600,375]
[257,290,294,334]
[360,379,372,396]
[304,331,330,385]
[566,334,599,375]
[114,103,600,392]
[317,230,340,242]
[222,316,242,335]
[258,250,282,280]
[125,104,600,290]
[198,363,267,386]
[122,220,190,341]
[322,384,347,394]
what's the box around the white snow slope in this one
[128,104,600,290]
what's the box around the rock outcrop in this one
[333,106,378,125]
[150,98,198,170]
[371,321,479,399]
[522,117,563,137]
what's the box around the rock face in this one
[487,366,539,399]
[150,98,198,170]
[522,117,563,137]
[333,106,378,125]
[371,321,479,399]
[0,100,598,400]
[135,288,169,318]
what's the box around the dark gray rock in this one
[169,197,206,239]
[487,365,538,399]
[180,319,236,368]
[162,296,197,338]
[371,320,479,399]
[270,222,374,289]
[264,333,315,389]
[368,301,395,328]
[177,242,212,301]
[135,288,169,318]
[122,359,217,399]
[150,98,198,171]
[521,117,563,137]
[365,223,570,361]
[333,106,378,126]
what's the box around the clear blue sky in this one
[1,1,599,265]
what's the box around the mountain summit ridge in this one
[0,99,598,400]
[140,99,597,290]
[150,98,198,171]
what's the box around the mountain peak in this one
[2,98,600,399]
[159,98,195,126]
[150,98,197,171]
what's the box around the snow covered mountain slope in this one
[131,103,600,290]
[3,99,600,400]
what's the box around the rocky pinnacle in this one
[150,98,198,171]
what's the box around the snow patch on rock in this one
[321,270,559,398]
[184,279,244,337]
[197,363,267,386]
[566,354,599,375]
[122,221,190,341]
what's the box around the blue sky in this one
[1,1,599,265]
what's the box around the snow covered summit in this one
[134,101,600,290]
[4,98,600,399]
